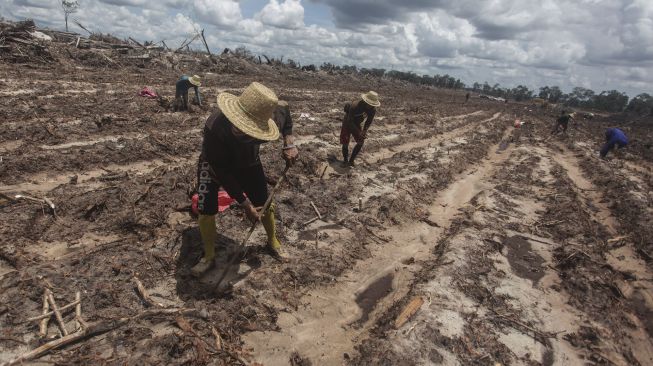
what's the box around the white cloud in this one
[1,0,651,96]
[256,0,304,30]
[193,0,242,28]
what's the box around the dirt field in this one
[1,49,652,366]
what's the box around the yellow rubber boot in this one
[191,214,217,277]
[261,203,283,259]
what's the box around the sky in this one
[2,0,652,97]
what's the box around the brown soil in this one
[1,40,653,366]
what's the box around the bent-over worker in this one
[600,128,628,158]
[191,82,285,277]
[340,91,380,166]
[552,111,575,135]
[174,74,202,111]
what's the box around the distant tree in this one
[538,86,551,100]
[594,90,629,112]
[510,85,534,101]
[565,87,596,108]
[626,93,653,116]
[341,65,357,73]
[61,0,79,32]
[482,82,491,94]
[472,82,481,92]
[286,58,299,69]
[234,46,255,60]
[548,86,563,103]
[360,68,385,78]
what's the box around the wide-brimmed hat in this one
[361,91,380,107]
[189,75,201,87]
[217,82,280,141]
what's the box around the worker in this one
[174,74,202,112]
[191,82,289,277]
[600,128,628,158]
[273,100,299,164]
[340,91,380,166]
[552,111,575,135]
[465,92,470,103]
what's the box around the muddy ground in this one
[1,47,652,366]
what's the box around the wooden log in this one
[310,201,322,220]
[74,292,88,330]
[199,29,212,57]
[45,290,68,336]
[38,291,49,338]
[128,37,146,49]
[394,296,424,329]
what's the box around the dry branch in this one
[301,216,319,227]
[74,292,88,330]
[2,308,196,366]
[133,277,164,308]
[310,201,322,220]
[45,290,68,336]
[38,292,49,338]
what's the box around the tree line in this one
[311,62,650,115]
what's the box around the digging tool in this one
[214,165,291,290]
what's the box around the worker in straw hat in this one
[340,91,380,166]
[174,74,202,112]
[551,110,575,135]
[191,82,292,277]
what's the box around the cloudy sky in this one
[2,0,652,97]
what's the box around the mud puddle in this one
[503,235,546,284]
[352,273,394,328]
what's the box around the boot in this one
[191,214,217,277]
[341,144,349,164]
[261,203,284,260]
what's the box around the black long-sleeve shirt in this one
[344,99,376,132]
[202,111,266,203]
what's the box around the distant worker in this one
[465,92,470,103]
[340,91,380,167]
[552,111,575,135]
[174,74,202,112]
[191,82,286,277]
[273,100,300,165]
[600,128,628,158]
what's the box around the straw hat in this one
[361,91,380,107]
[217,82,280,141]
[189,75,201,87]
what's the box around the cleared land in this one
[1,45,653,366]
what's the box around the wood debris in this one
[394,296,424,329]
